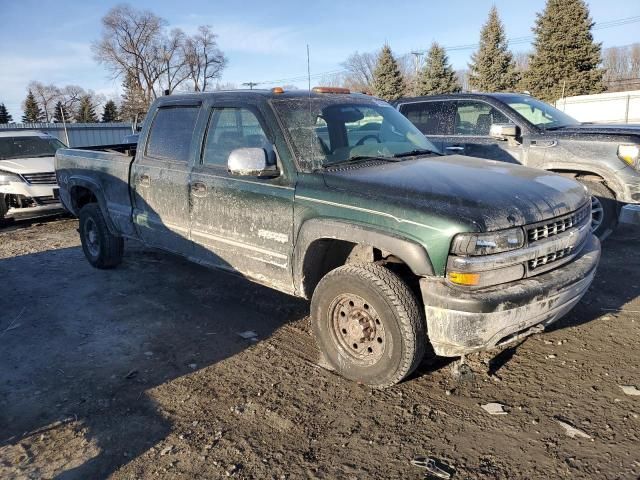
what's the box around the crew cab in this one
[55,88,600,387]
[0,130,65,223]
[395,93,640,238]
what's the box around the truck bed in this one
[55,146,137,238]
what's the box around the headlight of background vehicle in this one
[618,144,640,169]
[450,227,525,256]
[0,170,23,186]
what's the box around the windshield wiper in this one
[323,155,398,168]
[391,149,438,158]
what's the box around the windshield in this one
[271,96,439,171]
[501,95,580,130]
[0,135,66,160]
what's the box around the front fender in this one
[293,218,435,296]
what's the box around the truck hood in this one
[549,123,640,141]
[322,155,588,231]
[0,156,55,174]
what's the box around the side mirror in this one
[490,123,519,140]
[227,148,279,178]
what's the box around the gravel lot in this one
[0,217,639,479]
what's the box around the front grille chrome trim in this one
[21,172,57,185]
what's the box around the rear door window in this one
[400,101,452,135]
[145,106,200,162]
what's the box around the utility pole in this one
[410,51,424,95]
[242,82,259,90]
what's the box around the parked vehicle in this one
[55,88,600,387]
[394,93,640,238]
[0,130,65,223]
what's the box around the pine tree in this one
[120,72,147,123]
[101,100,120,122]
[53,101,70,123]
[0,103,13,124]
[74,95,98,123]
[371,45,405,101]
[22,90,44,123]
[417,43,461,95]
[469,6,519,92]
[523,0,604,102]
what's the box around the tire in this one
[79,203,124,269]
[311,263,426,388]
[578,179,617,240]
[0,194,11,227]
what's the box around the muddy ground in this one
[0,217,639,479]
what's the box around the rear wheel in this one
[578,179,617,239]
[79,203,124,269]
[311,263,426,388]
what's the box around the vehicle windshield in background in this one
[271,97,439,171]
[501,95,581,130]
[0,136,66,160]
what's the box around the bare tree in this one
[340,51,377,91]
[603,43,640,92]
[28,81,61,122]
[183,26,227,92]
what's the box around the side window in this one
[454,101,511,136]
[202,107,271,166]
[400,102,452,135]
[145,106,199,161]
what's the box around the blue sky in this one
[1,0,639,116]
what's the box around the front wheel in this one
[311,263,426,388]
[578,179,617,240]
[79,203,124,269]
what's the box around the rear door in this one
[189,102,295,292]
[131,103,201,256]
[397,100,454,152]
[442,100,523,164]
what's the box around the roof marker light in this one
[312,86,351,94]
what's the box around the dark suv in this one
[395,93,640,238]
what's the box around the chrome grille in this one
[529,247,573,270]
[527,204,590,243]
[21,172,57,185]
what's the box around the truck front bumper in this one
[420,234,601,357]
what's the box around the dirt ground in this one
[0,217,639,480]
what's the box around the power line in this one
[253,14,640,86]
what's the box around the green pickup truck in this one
[55,88,600,387]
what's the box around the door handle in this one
[445,146,464,152]
[190,181,207,197]
[137,174,151,187]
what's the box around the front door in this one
[189,104,295,292]
[441,100,523,164]
[132,103,201,256]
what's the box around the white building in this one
[555,90,640,124]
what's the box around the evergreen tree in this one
[74,95,98,123]
[101,100,120,122]
[120,72,147,123]
[523,0,604,102]
[22,90,44,123]
[53,101,70,123]
[371,45,405,101]
[469,6,519,92]
[0,103,13,124]
[417,43,461,95]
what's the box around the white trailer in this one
[555,90,640,124]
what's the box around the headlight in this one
[450,227,525,256]
[618,144,640,169]
[0,170,23,186]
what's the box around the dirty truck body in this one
[395,93,640,238]
[55,89,600,387]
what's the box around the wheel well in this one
[301,239,419,299]
[69,186,98,212]
[549,169,612,187]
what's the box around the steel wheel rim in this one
[590,196,604,233]
[84,218,100,257]
[329,293,385,365]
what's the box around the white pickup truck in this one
[0,130,65,223]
